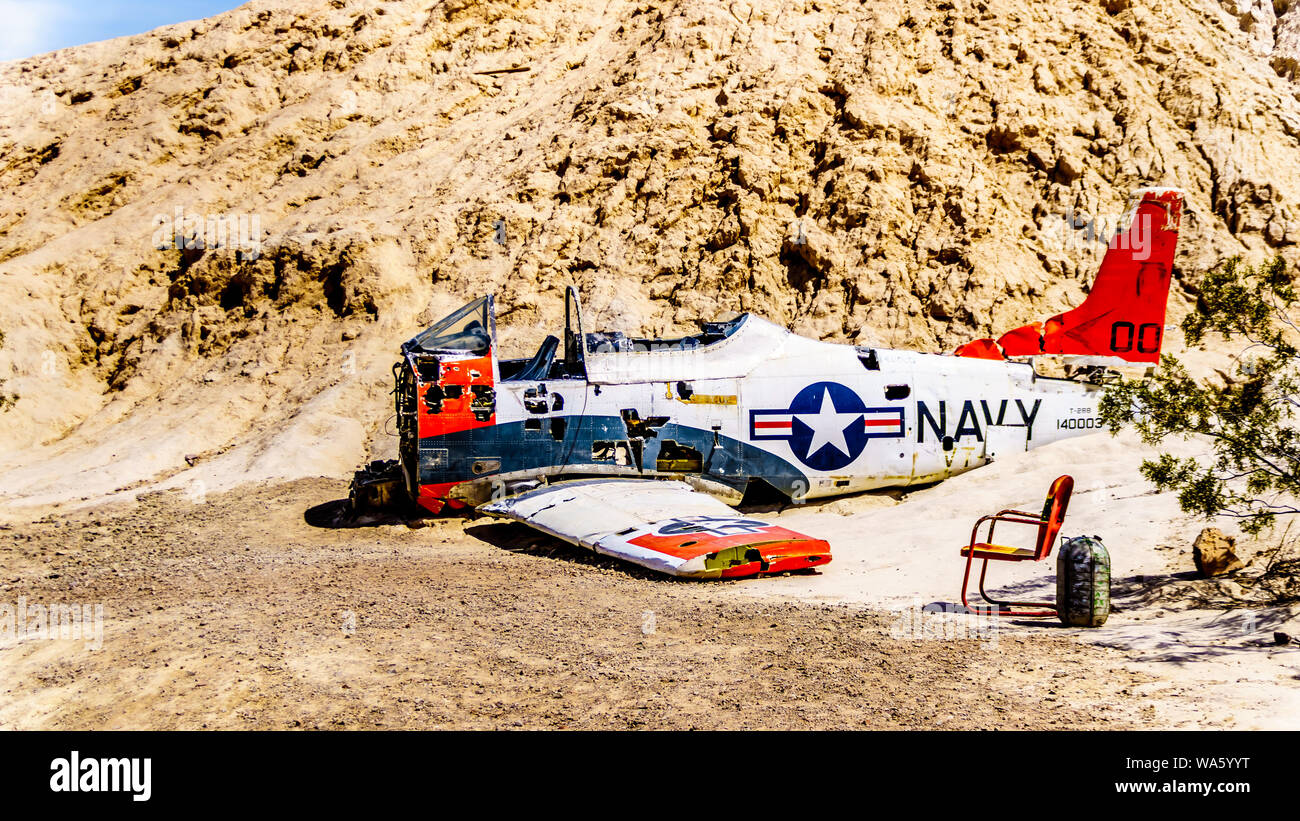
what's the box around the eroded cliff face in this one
[1,0,1299,501]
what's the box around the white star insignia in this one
[796,388,862,459]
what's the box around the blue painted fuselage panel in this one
[416,416,809,497]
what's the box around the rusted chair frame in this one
[960,508,1058,617]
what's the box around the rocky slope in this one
[3,0,1300,506]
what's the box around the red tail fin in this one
[956,188,1183,364]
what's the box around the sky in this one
[0,1,245,62]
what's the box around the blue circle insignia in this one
[787,381,868,471]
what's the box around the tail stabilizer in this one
[955,188,1183,365]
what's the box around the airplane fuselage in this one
[393,188,1179,516]
[397,307,1102,513]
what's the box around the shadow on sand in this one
[463,521,684,582]
[930,570,1300,662]
[302,497,471,529]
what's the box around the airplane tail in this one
[955,188,1184,365]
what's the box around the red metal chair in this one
[959,474,1074,617]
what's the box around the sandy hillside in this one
[3,0,1300,506]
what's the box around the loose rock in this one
[1193,528,1245,578]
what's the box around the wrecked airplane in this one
[351,189,1183,578]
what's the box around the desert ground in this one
[0,477,1197,731]
[2,426,1297,731]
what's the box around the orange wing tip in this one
[676,538,832,579]
[955,322,1046,359]
[995,322,1044,356]
[953,338,1006,360]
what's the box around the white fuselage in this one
[488,314,1101,502]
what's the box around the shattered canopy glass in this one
[404,296,492,354]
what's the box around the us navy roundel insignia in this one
[749,381,905,471]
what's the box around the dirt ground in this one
[0,477,1200,730]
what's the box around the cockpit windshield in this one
[584,314,747,354]
[403,296,492,355]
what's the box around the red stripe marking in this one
[754,421,792,429]
[863,419,901,427]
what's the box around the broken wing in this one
[479,479,831,579]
